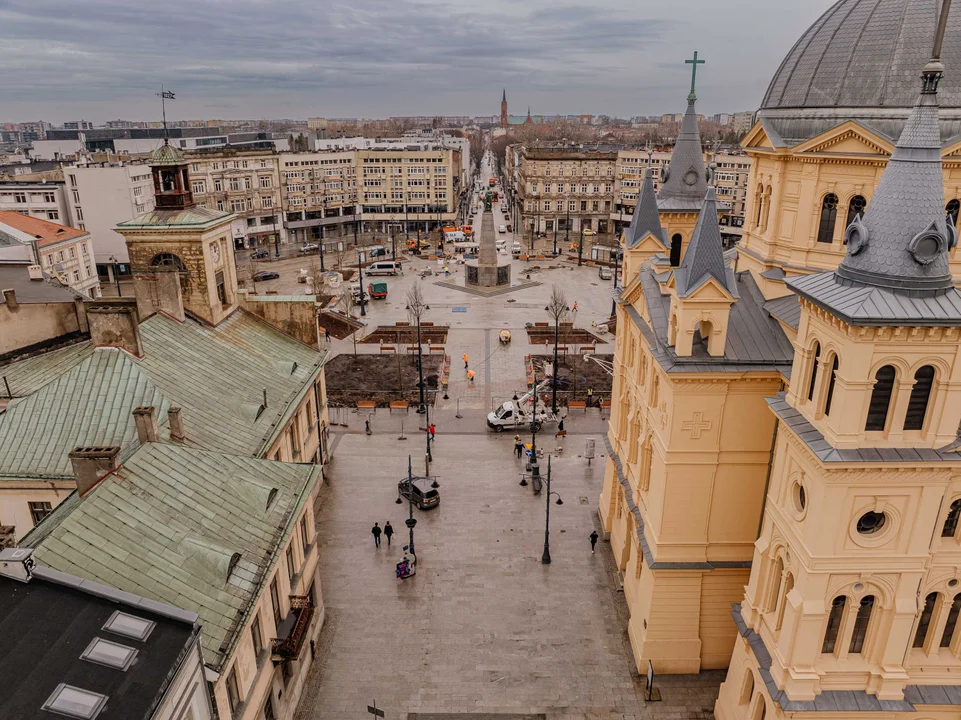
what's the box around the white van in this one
[367,260,402,276]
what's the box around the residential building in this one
[279,149,358,244]
[0,261,88,360]
[516,145,619,245]
[0,547,214,720]
[729,111,755,135]
[0,211,100,297]
[32,127,280,161]
[0,172,73,226]
[68,160,155,283]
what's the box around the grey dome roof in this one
[759,0,961,144]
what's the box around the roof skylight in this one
[81,637,138,671]
[41,684,108,719]
[102,610,155,641]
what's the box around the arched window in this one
[943,499,961,538]
[849,595,874,653]
[822,596,846,653]
[769,556,784,612]
[865,365,896,431]
[650,375,660,409]
[639,438,653,491]
[914,592,939,648]
[763,186,772,230]
[670,233,682,266]
[807,343,821,401]
[694,320,712,349]
[753,697,766,720]
[845,195,867,234]
[817,193,839,243]
[904,365,935,431]
[755,184,764,227]
[941,594,961,648]
[150,252,187,271]
[823,355,839,416]
[947,199,960,227]
[739,671,755,705]
[776,573,794,631]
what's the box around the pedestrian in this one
[371,522,382,548]
[429,423,436,441]
[463,352,469,369]
[384,521,394,547]
[467,369,475,384]
[514,434,523,458]
[587,387,594,406]
[324,327,331,342]
[572,300,578,312]
[590,530,599,553]
[555,417,566,437]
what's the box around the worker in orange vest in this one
[467,369,475,384]
[463,352,469,369]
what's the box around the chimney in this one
[74,296,89,333]
[133,406,159,444]
[168,407,185,443]
[27,264,43,280]
[86,298,143,356]
[2,289,16,310]
[68,446,121,496]
[0,548,35,583]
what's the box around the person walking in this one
[555,417,566,437]
[514,434,524,458]
[429,423,436,442]
[572,300,578,312]
[590,530,599,554]
[463,352,469,369]
[371,522,382,548]
[467,369,475,384]
[586,387,594,407]
[384,521,394,547]
[324,327,331,342]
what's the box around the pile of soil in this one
[324,354,443,408]
[532,353,613,400]
[360,325,450,345]
[526,326,606,345]
[319,311,364,340]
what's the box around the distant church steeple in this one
[500,90,508,129]
[525,106,532,125]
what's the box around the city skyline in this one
[0,0,836,123]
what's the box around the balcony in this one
[271,595,314,661]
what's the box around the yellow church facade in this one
[601,6,961,720]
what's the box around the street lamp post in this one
[541,457,563,565]
[396,456,418,563]
[357,251,366,317]
[390,214,396,261]
[552,216,558,256]
[577,225,584,267]
[564,197,571,253]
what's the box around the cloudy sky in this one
[0,0,836,123]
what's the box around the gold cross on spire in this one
[685,51,705,100]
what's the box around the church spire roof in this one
[502,89,506,103]
[674,187,736,298]
[657,95,708,212]
[787,2,961,326]
[625,168,666,248]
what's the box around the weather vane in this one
[155,85,176,144]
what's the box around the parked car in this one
[511,241,522,256]
[598,266,612,280]
[397,476,440,510]
[252,271,280,281]
[582,229,597,237]
[299,243,319,253]
[250,249,269,260]
[367,260,402,276]
[498,225,507,233]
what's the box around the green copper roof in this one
[150,142,186,166]
[115,205,233,229]
[0,351,170,480]
[0,311,327,473]
[28,442,321,670]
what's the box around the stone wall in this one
[0,301,83,357]
[237,291,320,348]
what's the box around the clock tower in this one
[115,141,238,326]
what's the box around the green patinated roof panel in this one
[28,442,320,670]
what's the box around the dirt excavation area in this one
[531,353,613,403]
[526,325,607,345]
[359,325,450,345]
[324,354,443,408]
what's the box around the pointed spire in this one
[657,95,708,212]
[625,169,665,248]
[502,88,507,103]
[834,23,953,294]
[674,187,735,298]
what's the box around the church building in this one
[602,7,961,720]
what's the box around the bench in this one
[568,400,587,411]
[380,345,395,353]
[356,400,376,410]
[395,321,410,327]
[422,321,434,327]
[601,400,612,410]
[534,322,549,327]
[389,401,408,413]
[407,345,421,354]
[429,346,445,354]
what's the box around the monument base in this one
[466,257,512,287]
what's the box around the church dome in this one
[150,141,185,167]
[758,0,961,145]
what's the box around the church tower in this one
[115,140,238,326]
[716,12,961,718]
[500,89,508,129]
[621,168,668,280]
[658,52,710,268]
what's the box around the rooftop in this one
[0,550,199,720]
[0,210,88,248]
[24,442,322,670]
[0,263,84,305]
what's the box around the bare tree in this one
[545,284,570,412]
[340,290,358,355]
[406,283,429,412]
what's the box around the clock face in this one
[209,242,221,264]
